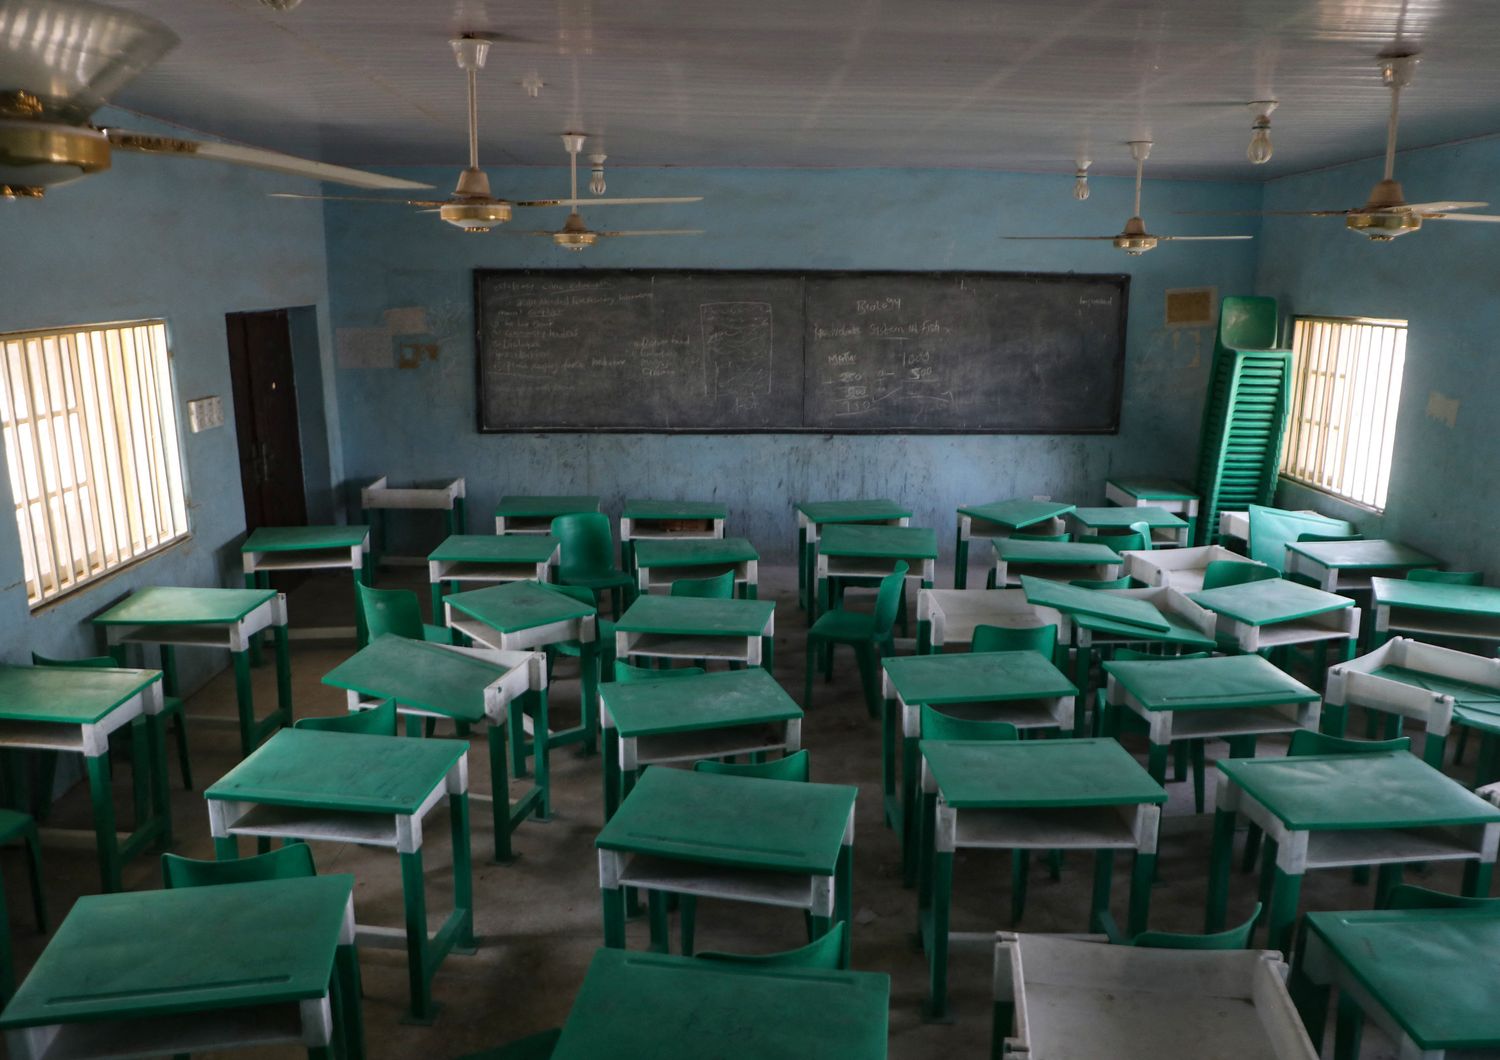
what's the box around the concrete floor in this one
[6,562,1461,1058]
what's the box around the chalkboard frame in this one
[473,268,1130,435]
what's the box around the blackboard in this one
[474,269,1128,433]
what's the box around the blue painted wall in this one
[0,112,337,681]
[1257,136,1500,576]
[323,166,1262,559]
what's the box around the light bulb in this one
[588,154,607,195]
[1072,160,1091,201]
[1247,101,1277,165]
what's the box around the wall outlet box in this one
[187,395,225,433]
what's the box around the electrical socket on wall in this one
[187,395,224,433]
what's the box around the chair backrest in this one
[1130,903,1262,950]
[1287,730,1410,757]
[542,582,597,607]
[31,653,116,668]
[1070,576,1132,590]
[1201,560,1280,591]
[872,561,910,636]
[551,512,615,578]
[670,570,735,599]
[1297,532,1363,544]
[1127,521,1153,552]
[1408,569,1484,586]
[357,582,425,641]
[694,749,810,783]
[921,704,1019,742]
[1008,531,1071,543]
[614,661,706,683]
[294,699,398,736]
[1080,531,1147,554]
[1218,295,1280,352]
[1382,884,1500,911]
[162,843,316,888]
[1111,648,1212,663]
[971,624,1057,658]
[695,921,848,971]
[1246,505,1355,571]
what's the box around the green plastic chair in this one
[456,1030,561,1060]
[294,699,399,736]
[1008,531,1071,543]
[805,562,908,717]
[1408,568,1484,586]
[696,921,848,971]
[1069,575,1133,590]
[669,570,735,599]
[32,652,194,791]
[1116,902,1263,950]
[356,582,452,644]
[552,513,634,617]
[971,624,1057,662]
[1381,883,1500,911]
[1080,521,1151,554]
[613,661,705,683]
[1201,560,1279,591]
[0,810,47,1000]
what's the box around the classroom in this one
[1,0,1499,1057]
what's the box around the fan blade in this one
[1404,200,1488,213]
[597,230,704,237]
[268,191,449,207]
[513,196,703,207]
[1174,209,1352,217]
[492,231,558,236]
[104,129,432,190]
[1426,212,1500,223]
[1002,235,1119,241]
[1158,235,1255,241]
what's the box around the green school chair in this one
[804,562,907,716]
[695,749,811,783]
[971,624,1058,663]
[1069,575,1133,590]
[456,1030,561,1060]
[294,699,399,737]
[669,570,735,599]
[1009,531,1072,543]
[613,661,705,682]
[1080,521,1151,554]
[0,809,47,1001]
[552,513,634,617]
[696,921,848,972]
[32,652,195,791]
[1201,560,1280,591]
[1407,568,1483,586]
[1380,883,1500,911]
[1107,902,1263,950]
[355,582,452,645]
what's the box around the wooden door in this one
[226,309,308,531]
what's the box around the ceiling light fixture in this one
[1247,101,1278,165]
[258,0,304,11]
[588,153,607,195]
[1072,159,1091,200]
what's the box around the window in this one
[1280,315,1407,511]
[0,321,189,606]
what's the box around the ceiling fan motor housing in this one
[0,120,111,196]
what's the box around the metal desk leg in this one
[1266,866,1304,954]
[231,650,259,758]
[1204,805,1237,932]
[580,643,599,755]
[953,528,968,589]
[1127,848,1155,936]
[84,754,121,892]
[273,624,293,730]
[924,849,954,1021]
[398,849,434,1023]
[335,943,367,1060]
[530,690,551,819]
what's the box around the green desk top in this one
[818,523,938,559]
[632,537,759,568]
[957,499,1076,529]
[996,539,1122,566]
[1071,609,1216,648]
[1190,577,1353,625]
[796,499,911,524]
[600,667,801,737]
[444,581,595,634]
[241,525,369,552]
[1285,539,1439,570]
[0,875,353,1029]
[1371,577,1500,617]
[322,635,520,723]
[596,768,856,874]
[429,533,557,564]
[0,665,160,725]
[1305,908,1500,1050]
[494,495,601,517]
[622,499,727,520]
[615,595,775,637]
[1019,576,1170,633]
[552,949,890,1060]
[205,728,466,814]
[1106,477,1197,501]
[1105,654,1319,711]
[93,586,279,626]
[920,738,1166,809]
[1216,751,1500,831]
[883,651,1077,705]
[1070,506,1188,530]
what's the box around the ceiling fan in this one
[500,133,703,250]
[0,0,432,199]
[273,36,702,232]
[1005,140,1252,255]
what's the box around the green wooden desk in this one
[322,634,549,858]
[1122,544,1266,593]
[1371,577,1500,650]
[1205,751,1500,954]
[1067,505,1190,548]
[493,495,600,535]
[0,875,361,1060]
[633,537,760,598]
[620,499,727,570]
[1104,476,1200,543]
[1190,577,1359,661]
[918,738,1166,1019]
[1292,908,1500,1059]
[882,652,1077,883]
[550,948,890,1060]
[814,523,937,623]
[915,587,1071,655]
[94,586,291,759]
[795,499,911,609]
[361,475,465,570]
[614,595,776,670]
[1105,654,1321,789]
[427,534,559,615]
[596,768,856,963]
[241,525,373,645]
[599,668,802,819]
[205,728,474,1023]
[953,499,1075,588]
[1283,538,1440,594]
[0,666,167,892]
[444,580,601,759]
[991,539,1123,588]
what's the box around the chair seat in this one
[808,609,879,642]
[0,809,35,844]
[556,620,616,658]
[560,570,634,591]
